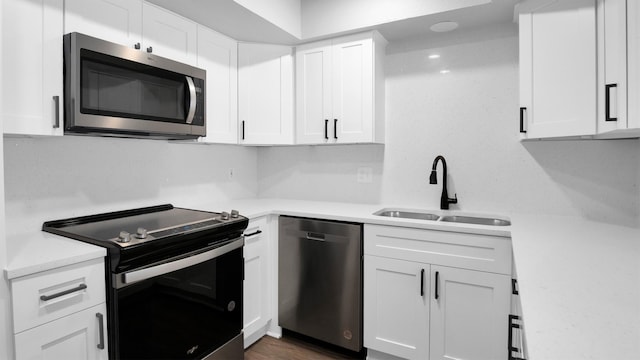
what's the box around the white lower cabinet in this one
[243,216,272,347]
[364,256,430,360]
[10,257,108,360]
[429,265,510,360]
[15,303,108,360]
[363,225,512,360]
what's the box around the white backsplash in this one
[3,136,258,237]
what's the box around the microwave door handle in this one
[185,76,197,124]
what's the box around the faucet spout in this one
[430,155,458,210]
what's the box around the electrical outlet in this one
[357,167,373,183]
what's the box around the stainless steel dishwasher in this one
[278,216,363,352]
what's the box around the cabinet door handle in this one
[324,119,329,140]
[605,83,618,122]
[40,283,87,301]
[53,96,60,129]
[334,119,338,139]
[244,230,262,238]
[434,271,440,300]
[96,313,105,350]
[242,121,245,140]
[420,269,425,296]
[519,107,527,133]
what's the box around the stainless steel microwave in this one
[63,32,206,140]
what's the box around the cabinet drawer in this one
[244,216,267,246]
[11,258,106,333]
[364,225,511,275]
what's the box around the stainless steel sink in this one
[373,209,440,221]
[438,215,511,226]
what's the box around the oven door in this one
[114,237,243,360]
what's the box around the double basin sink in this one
[373,209,511,226]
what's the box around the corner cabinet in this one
[243,216,273,347]
[295,32,387,144]
[363,225,512,360]
[518,0,640,139]
[238,43,295,145]
[10,258,108,360]
[197,25,238,144]
[2,0,64,136]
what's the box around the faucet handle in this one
[449,193,458,204]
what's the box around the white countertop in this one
[5,231,106,280]
[5,198,639,359]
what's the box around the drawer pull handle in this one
[40,283,87,301]
[96,313,105,350]
[244,230,262,238]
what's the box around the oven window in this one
[80,49,187,123]
[117,247,243,359]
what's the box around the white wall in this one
[0,2,14,357]
[234,0,301,38]
[3,136,258,238]
[258,31,640,227]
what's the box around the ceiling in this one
[146,0,520,45]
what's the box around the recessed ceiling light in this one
[428,54,440,59]
[440,70,450,74]
[430,21,459,33]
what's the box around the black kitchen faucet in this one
[429,155,458,210]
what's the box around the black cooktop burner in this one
[42,204,249,272]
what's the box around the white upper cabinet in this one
[2,0,64,136]
[64,0,142,49]
[64,0,197,65]
[597,0,628,134]
[296,31,387,144]
[142,2,197,65]
[197,25,238,144]
[519,0,640,139]
[625,0,640,131]
[238,43,295,145]
[518,0,597,139]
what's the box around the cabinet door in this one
[363,256,429,360]
[238,43,294,145]
[519,0,597,138]
[626,0,640,130]
[142,2,197,65]
[295,41,333,144]
[15,304,108,360]
[332,35,374,143]
[197,26,238,144]
[243,217,270,347]
[429,266,511,360]
[64,0,142,49]
[2,0,63,136]
[597,0,628,133]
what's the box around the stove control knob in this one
[230,210,239,218]
[136,228,148,239]
[118,231,131,243]
[220,212,230,220]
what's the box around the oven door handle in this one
[185,76,197,124]
[122,237,243,286]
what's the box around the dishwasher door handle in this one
[306,232,326,241]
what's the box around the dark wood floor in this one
[244,335,362,360]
